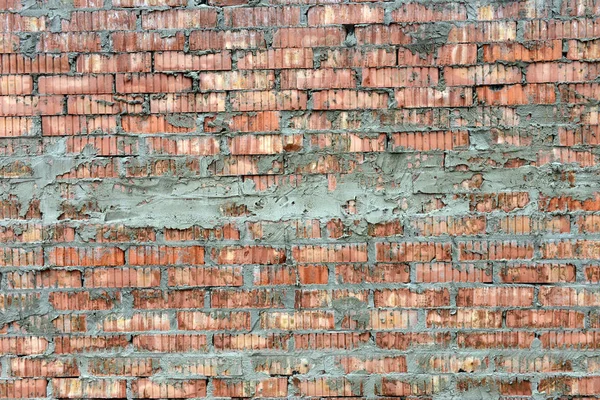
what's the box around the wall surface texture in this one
[0,0,600,398]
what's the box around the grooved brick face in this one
[0,0,598,398]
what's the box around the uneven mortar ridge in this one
[1,0,600,398]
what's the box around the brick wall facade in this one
[1,0,600,398]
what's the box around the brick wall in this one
[1,0,600,398]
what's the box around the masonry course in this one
[0,0,599,398]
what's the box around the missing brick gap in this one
[343,24,357,47]
[488,84,505,91]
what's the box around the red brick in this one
[261,311,334,330]
[52,379,126,399]
[0,117,33,137]
[228,133,301,154]
[237,48,313,69]
[67,94,143,115]
[116,73,192,93]
[214,333,289,351]
[507,310,585,328]
[294,377,361,397]
[356,24,412,45]
[132,379,206,399]
[10,358,79,377]
[363,67,438,88]
[61,10,136,31]
[133,334,207,352]
[0,95,64,116]
[445,64,522,86]
[459,240,534,260]
[376,332,452,350]
[427,309,502,328]
[178,311,251,330]
[50,291,120,310]
[38,75,113,95]
[112,31,185,52]
[102,312,171,332]
[200,70,274,91]
[54,335,129,354]
[378,377,447,396]
[539,377,600,396]
[298,264,328,284]
[142,9,218,29]
[0,54,70,74]
[447,21,517,42]
[414,262,492,283]
[312,90,388,110]
[568,38,600,60]
[216,245,286,264]
[0,75,33,95]
[84,267,161,288]
[500,263,576,283]
[0,337,48,355]
[88,358,159,377]
[458,332,535,349]
[213,378,287,398]
[392,2,466,21]
[308,4,384,24]
[392,131,469,151]
[484,40,563,62]
[294,243,368,263]
[206,111,280,133]
[527,61,599,83]
[523,18,600,40]
[0,379,47,398]
[478,84,556,105]
[375,288,450,308]
[38,32,101,52]
[478,0,551,19]
[457,287,534,307]
[189,29,265,50]
[320,48,396,68]
[150,93,226,113]
[224,6,300,27]
[376,242,451,262]
[0,14,45,31]
[273,27,345,47]
[496,354,572,373]
[395,87,473,108]
[128,245,204,265]
[154,51,232,71]
[0,33,18,53]
[42,115,117,136]
[64,136,137,155]
[338,355,407,374]
[230,90,307,111]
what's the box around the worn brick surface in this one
[0,0,599,398]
